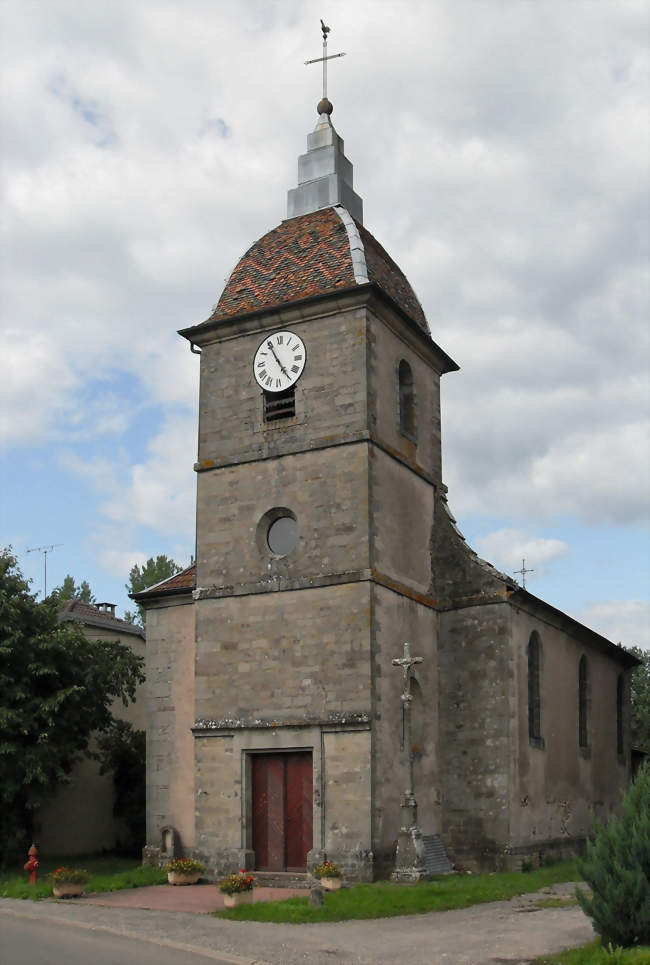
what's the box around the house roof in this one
[130,564,197,602]
[191,206,430,335]
[59,599,145,639]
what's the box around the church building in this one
[136,81,637,877]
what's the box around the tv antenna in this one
[514,558,534,589]
[26,543,63,597]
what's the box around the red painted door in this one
[251,752,312,871]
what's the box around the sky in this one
[1,0,648,649]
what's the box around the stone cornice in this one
[192,711,370,735]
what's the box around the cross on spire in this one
[304,19,346,111]
[514,558,534,589]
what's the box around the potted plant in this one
[165,857,205,885]
[50,867,90,898]
[218,869,255,908]
[313,859,343,891]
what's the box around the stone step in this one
[252,871,312,890]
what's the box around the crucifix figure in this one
[391,641,426,881]
[304,19,346,113]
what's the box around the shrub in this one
[576,764,650,947]
[219,869,254,894]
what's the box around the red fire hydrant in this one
[23,844,39,886]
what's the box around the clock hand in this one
[268,344,290,377]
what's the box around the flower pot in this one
[53,883,85,898]
[167,871,200,886]
[320,876,342,891]
[223,890,254,908]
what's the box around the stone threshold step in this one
[252,871,311,890]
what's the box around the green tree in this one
[51,574,95,605]
[124,555,182,626]
[97,720,145,856]
[0,549,144,862]
[576,764,650,948]
[630,646,650,753]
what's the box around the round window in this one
[267,515,298,556]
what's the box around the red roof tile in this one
[133,564,196,599]
[59,600,144,637]
[207,207,429,332]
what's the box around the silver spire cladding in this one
[287,23,363,223]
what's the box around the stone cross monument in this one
[391,641,427,882]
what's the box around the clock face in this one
[253,330,306,393]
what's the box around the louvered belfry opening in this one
[264,386,295,422]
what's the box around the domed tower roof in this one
[185,93,441,344]
[208,205,429,332]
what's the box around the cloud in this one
[100,547,148,580]
[475,528,569,575]
[572,600,650,652]
[0,1,647,606]
[100,414,196,536]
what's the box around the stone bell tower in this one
[176,76,458,879]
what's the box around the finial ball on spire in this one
[317,97,333,116]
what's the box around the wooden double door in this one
[251,751,313,871]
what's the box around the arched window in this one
[578,655,589,748]
[616,674,624,756]
[527,632,542,745]
[398,359,416,440]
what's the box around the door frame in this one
[241,731,323,862]
[249,750,313,871]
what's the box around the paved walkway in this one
[84,882,306,914]
[0,882,595,965]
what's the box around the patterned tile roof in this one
[206,206,429,333]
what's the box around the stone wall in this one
[366,307,442,484]
[508,603,632,864]
[195,442,370,592]
[438,602,514,871]
[196,305,369,471]
[371,583,439,873]
[194,582,372,726]
[145,595,195,853]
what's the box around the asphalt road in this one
[0,914,247,965]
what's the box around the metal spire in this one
[288,21,362,222]
[304,19,346,115]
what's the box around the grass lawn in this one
[535,940,650,964]
[0,854,166,900]
[217,860,581,923]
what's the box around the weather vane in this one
[304,20,346,108]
